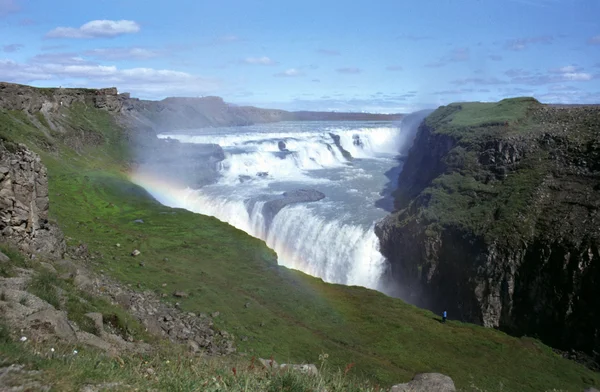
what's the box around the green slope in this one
[0,101,598,391]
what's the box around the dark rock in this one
[328,133,353,160]
[377,104,600,366]
[261,189,325,225]
[278,141,289,152]
[0,142,65,259]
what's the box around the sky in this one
[0,0,599,112]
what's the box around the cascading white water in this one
[140,121,409,291]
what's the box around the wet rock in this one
[262,189,325,225]
[390,373,456,392]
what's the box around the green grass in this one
[0,96,598,391]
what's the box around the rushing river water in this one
[133,118,420,292]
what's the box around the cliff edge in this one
[376,97,600,365]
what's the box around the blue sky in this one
[1,0,599,112]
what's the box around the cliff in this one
[376,97,600,365]
[0,141,65,258]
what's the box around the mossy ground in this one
[0,101,599,391]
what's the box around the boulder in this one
[280,363,319,376]
[0,250,10,263]
[131,250,141,257]
[259,358,279,370]
[390,373,456,392]
[173,291,188,298]
[261,189,325,225]
[26,309,77,343]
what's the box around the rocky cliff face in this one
[0,142,65,258]
[376,99,600,364]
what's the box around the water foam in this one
[141,122,407,291]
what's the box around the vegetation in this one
[400,97,583,244]
[0,97,599,391]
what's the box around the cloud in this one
[30,52,93,65]
[85,47,161,60]
[274,68,304,77]
[242,56,277,65]
[425,47,470,67]
[511,66,593,85]
[0,0,19,16]
[2,43,23,53]
[386,65,403,71]
[550,65,582,74]
[433,89,474,95]
[451,77,508,86]
[336,67,361,74]
[311,79,320,83]
[46,20,141,39]
[0,57,219,97]
[505,68,530,77]
[488,55,503,61]
[589,35,600,45]
[316,49,340,56]
[504,36,553,51]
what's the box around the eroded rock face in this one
[377,105,600,364]
[0,142,65,258]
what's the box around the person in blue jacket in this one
[442,310,447,323]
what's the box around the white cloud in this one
[562,72,592,81]
[425,47,470,67]
[243,56,276,65]
[46,20,141,39]
[85,47,161,60]
[274,68,304,77]
[504,36,553,51]
[0,57,219,97]
[336,67,362,74]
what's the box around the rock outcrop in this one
[261,189,326,225]
[376,99,600,365]
[390,373,456,392]
[0,82,124,114]
[0,142,65,258]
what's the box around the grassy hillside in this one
[0,100,599,391]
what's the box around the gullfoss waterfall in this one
[132,120,415,292]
